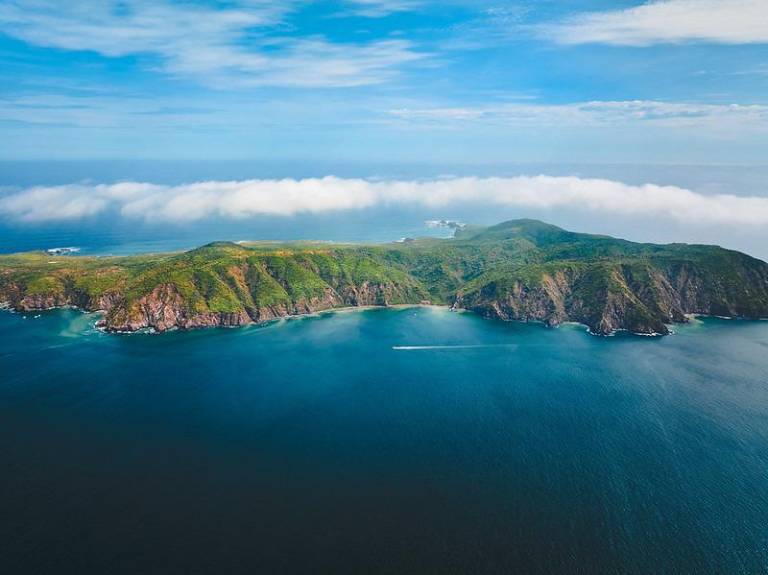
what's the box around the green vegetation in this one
[2,219,767,335]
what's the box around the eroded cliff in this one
[2,220,768,336]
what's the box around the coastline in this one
[1,299,730,339]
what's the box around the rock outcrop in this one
[456,258,768,335]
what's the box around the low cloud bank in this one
[541,0,768,46]
[2,175,768,225]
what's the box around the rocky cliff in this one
[0,251,428,332]
[451,223,768,335]
[2,220,768,336]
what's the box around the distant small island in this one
[426,219,466,231]
[45,247,80,256]
[2,219,767,336]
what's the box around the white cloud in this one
[0,1,425,87]
[345,0,421,17]
[389,100,768,128]
[542,0,768,46]
[3,176,768,226]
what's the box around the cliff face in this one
[95,280,412,332]
[13,290,122,314]
[96,284,250,332]
[2,220,768,336]
[0,276,424,333]
[456,256,768,335]
[456,271,672,335]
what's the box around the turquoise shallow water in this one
[2,307,768,574]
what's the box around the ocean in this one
[2,306,768,573]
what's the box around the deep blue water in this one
[2,307,768,574]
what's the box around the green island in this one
[2,219,767,336]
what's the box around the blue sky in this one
[2,0,767,164]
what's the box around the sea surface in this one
[2,306,768,574]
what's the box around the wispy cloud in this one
[0,91,384,132]
[4,176,768,226]
[541,0,768,46]
[0,94,214,128]
[0,1,426,87]
[389,100,768,128]
[345,0,422,17]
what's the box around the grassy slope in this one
[2,219,767,332]
[452,220,768,330]
[0,242,430,316]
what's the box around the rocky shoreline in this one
[3,219,768,337]
[0,280,428,334]
[6,298,766,339]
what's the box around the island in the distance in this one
[2,219,768,336]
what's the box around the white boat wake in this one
[392,344,518,351]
